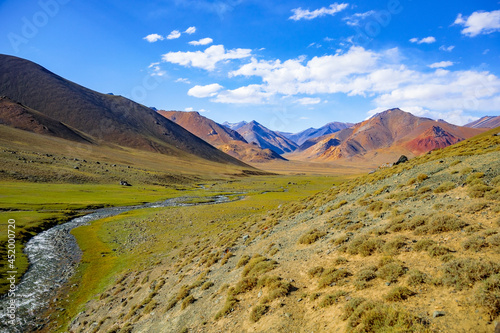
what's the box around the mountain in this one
[465,116,500,129]
[236,121,298,155]
[290,108,485,163]
[222,121,248,131]
[0,96,91,143]
[0,54,248,167]
[281,122,354,145]
[158,111,285,162]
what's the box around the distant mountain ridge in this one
[236,120,299,155]
[280,122,354,145]
[465,116,500,129]
[223,121,248,131]
[0,54,248,167]
[159,111,285,162]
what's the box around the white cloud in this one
[428,61,454,69]
[187,83,223,98]
[148,62,166,76]
[299,116,310,120]
[185,107,194,111]
[167,30,181,39]
[189,37,213,46]
[143,34,164,43]
[343,10,376,26]
[162,44,252,71]
[289,3,349,21]
[409,36,436,44]
[454,10,500,37]
[296,97,321,105]
[185,26,196,34]
[175,78,191,84]
[213,84,272,104]
[439,45,455,52]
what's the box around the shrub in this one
[377,262,405,283]
[468,184,492,198]
[442,258,500,290]
[462,236,488,252]
[176,285,192,301]
[466,172,485,184]
[258,276,293,303]
[242,254,277,277]
[384,286,416,301]
[428,245,451,257]
[233,277,258,295]
[214,293,238,320]
[417,174,429,182]
[434,181,456,193]
[407,269,427,286]
[318,268,351,288]
[308,266,325,278]
[342,297,367,321]
[181,295,196,310]
[468,202,488,213]
[298,229,326,245]
[417,186,432,194]
[367,201,390,213]
[250,305,268,322]
[424,214,467,234]
[383,237,406,255]
[334,257,348,265]
[414,239,435,251]
[201,281,214,290]
[347,235,384,256]
[356,266,378,282]
[236,254,250,268]
[475,274,500,319]
[319,291,347,308]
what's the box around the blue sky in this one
[1,0,499,132]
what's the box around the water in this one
[0,195,231,333]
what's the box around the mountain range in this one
[0,54,496,171]
[0,54,248,168]
[158,111,285,163]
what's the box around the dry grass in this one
[298,228,326,245]
[442,258,500,290]
[250,304,269,322]
[384,286,416,301]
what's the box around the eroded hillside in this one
[67,129,500,333]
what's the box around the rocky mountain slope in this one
[236,121,298,155]
[67,127,500,333]
[290,109,484,164]
[0,54,247,167]
[466,116,500,129]
[158,111,285,163]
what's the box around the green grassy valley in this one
[11,127,494,333]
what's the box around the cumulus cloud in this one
[454,10,500,37]
[148,62,166,76]
[409,36,436,44]
[428,61,454,69]
[187,83,223,98]
[296,97,322,105]
[213,85,272,104]
[289,3,348,21]
[439,45,455,52]
[167,30,181,39]
[175,78,191,84]
[143,34,164,42]
[189,37,213,46]
[162,44,252,71]
[185,26,196,34]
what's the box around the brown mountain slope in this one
[465,116,500,129]
[289,108,485,163]
[0,96,92,143]
[0,54,248,167]
[159,111,286,163]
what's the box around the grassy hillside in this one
[58,129,499,332]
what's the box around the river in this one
[0,195,233,333]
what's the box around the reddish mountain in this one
[465,116,500,129]
[289,109,485,163]
[0,54,248,167]
[158,111,285,162]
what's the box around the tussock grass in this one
[384,286,415,301]
[250,304,268,322]
[377,262,405,283]
[434,181,456,193]
[475,274,500,319]
[242,254,277,277]
[442,258,500,290]
[407,269,428,286]
[318,268,351,288]
[298,229,326,245]
[319,291,347,308]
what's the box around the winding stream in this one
[0,195,232,333]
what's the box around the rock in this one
[242,235,249,241]
[433,311,445,318]
[297,298,302,302]
[394,155,409,165]
[257,291,262,298]
[495,321,500,333]
[385,282,391,286]
[120,180,131,186]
